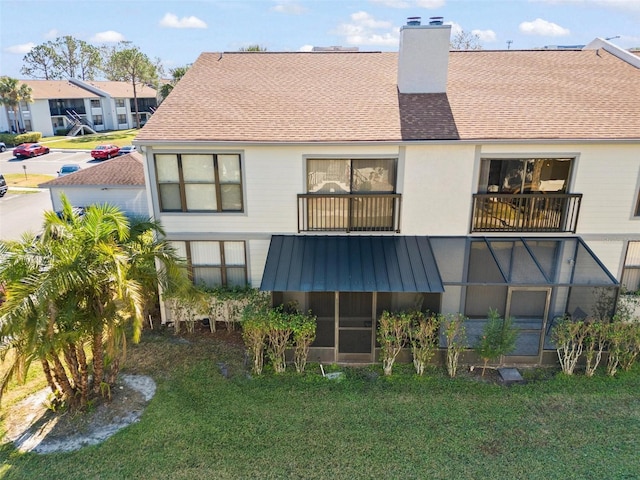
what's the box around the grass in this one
[39,129,139,149]
[1,331,640,479]
[3,173,55,189]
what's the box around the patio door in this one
[503,287,551,365]
[337,292,375,363]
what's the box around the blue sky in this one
[1,0,639,78]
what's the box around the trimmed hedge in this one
[0,131,42,147]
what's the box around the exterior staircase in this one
[65,110,97,136]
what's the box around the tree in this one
[474,308,518,375]
[450,30,483,51]
[104,43,158,128]
[21,37,101,80]
[159,65,190,102]
[21,43,58,80]
[53,36,102,80]
[0,197,186,410]
[0,76,33,133]
[239,44,267,52]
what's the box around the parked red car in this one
[90,144,120,160]
[13,143,50,158]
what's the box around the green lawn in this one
[1,331,639,479]
[39,129,139,149]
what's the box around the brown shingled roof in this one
[23,80,100,99]
[40,152,145,187]
[136,49,640,143]
[81,81,157,98]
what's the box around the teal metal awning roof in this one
[261,235,444,293]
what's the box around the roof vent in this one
[407,17,421,26]
[429,16,444,26]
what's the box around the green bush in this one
[474,308,518,376]
[442,313,467,378]
[0,133,18,146]
[584,321,608,377]
[552,317,587,375]
[291,310,317,373]
[241,305,269,375]
[14,131,42,144]
[407,311,440,376]
[377,310,411,376]
[55,128,69,136]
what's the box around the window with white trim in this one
[171,240,247,288]
[622,241,640,293]
[155,153,243,212]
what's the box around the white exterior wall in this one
[401,144,476,235]
[29,100,54,136]
[141,140,639,288]
[48,186,148,217]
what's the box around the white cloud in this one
[519,18,570,36]
[159,13,207,29]
[299,45,314,51]
[333,11,399,46]
[369,0,445,8]
[91,30,126,43]
[5,43,35,54]
[271,1,307,14]
[445,21,463,37]
[472,29,497,43]
[44,29,59,40]
[531,0,640,13]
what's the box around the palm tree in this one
[0,76,33,133]
[0,197,186,410]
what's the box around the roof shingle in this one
[40,153,145,187]
[136,49,640,143]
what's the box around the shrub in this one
[265,306,293,374]
[474,308,518,376]
[552,317,587,375]
[584,321,608,377]
[200,286,269,332]
[607,322,640,376]
[55,128,69,136]
[377,310,410,376]
[241,305,269,375]
[442,313,467,378]
[291,310,317,373]
[14,132,42,144]
[407,311,440,376]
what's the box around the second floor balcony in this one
[298,193,402,233]
[471,193,582,233]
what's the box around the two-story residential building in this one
[0,79,157,136]
[134,18,640,366]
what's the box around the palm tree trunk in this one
[106,357,119,388]
[75,342,89,408]
[51,354,76,407]
[64,344,80,386]
[41,358,62,401]
[92,330,104,395]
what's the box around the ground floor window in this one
[622,241,640,292]
[171,240,247,288]
[93,115,103,126]
[117,114,127,124]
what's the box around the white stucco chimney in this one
[397,17,451,94]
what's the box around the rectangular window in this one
[622,241,640,293]
[155,153,242,212]
[90,99,100,108]
[307,158,396,194]
[117,114,127,124]
[170,240,247,288]
[478,158,572,194]
[93,115,103,126]
[305,158,397,231]
[115,98,125,108]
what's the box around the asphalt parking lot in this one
[0,149,102,176]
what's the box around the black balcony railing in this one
[298,193,402,233]
[471,193,582,233]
